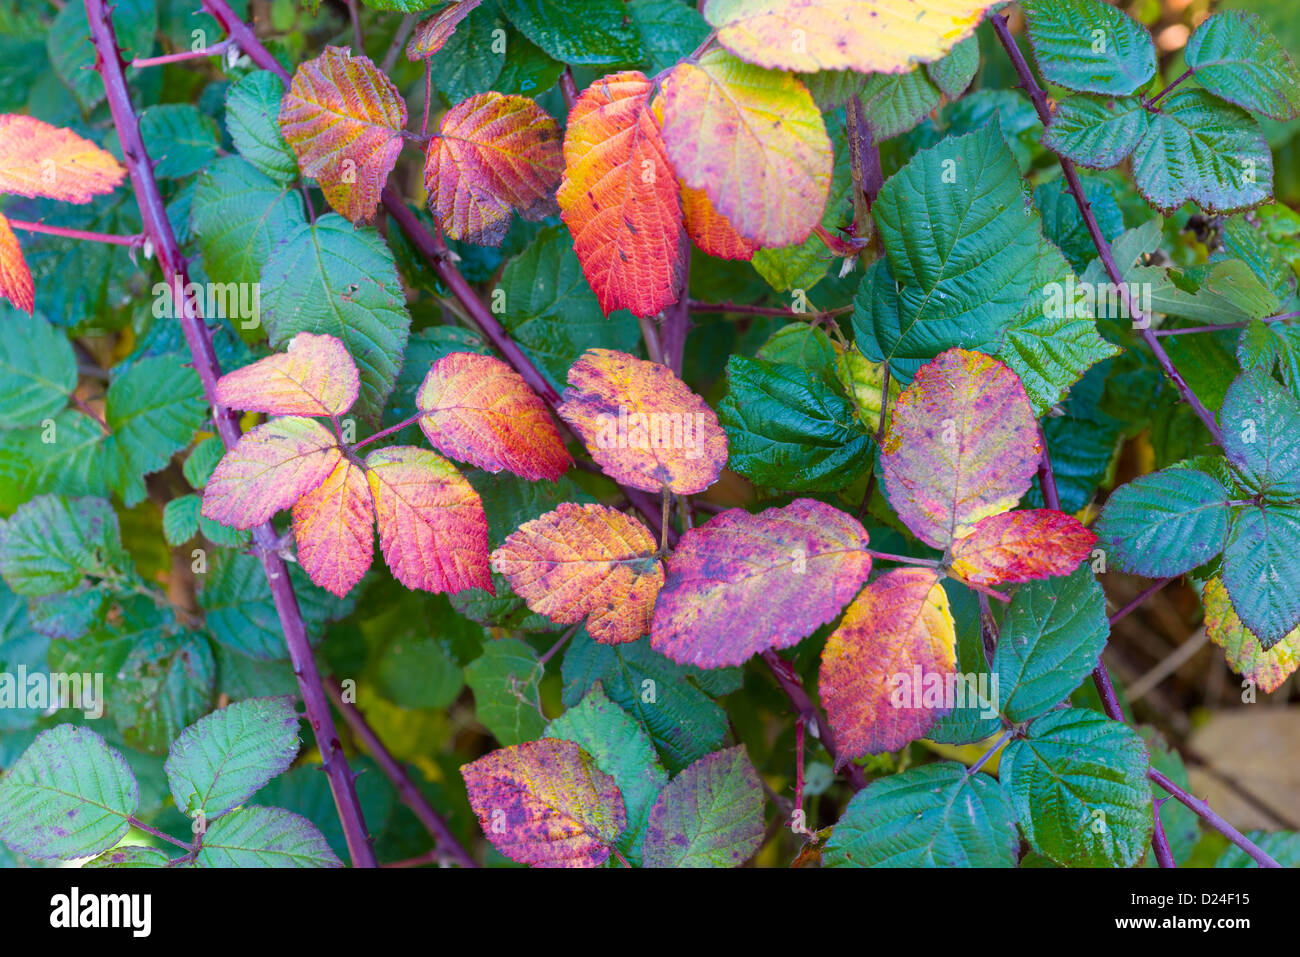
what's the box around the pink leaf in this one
[216,332,360,417]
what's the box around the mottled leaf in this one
[407,0,483,59]
[651,498,873,668]
[1202,576,1300,694]
[948,510,1096,587]
[1221,504,1300,649]
[292,458,375,598]
[642,746,764,867]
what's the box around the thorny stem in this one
[988,11,1224,447]
[7,219,145,246]
[91,0,377,869]
[761,650,867,791]
[1151,797,1177,868]
[326,678,478,868]
[792,717,806,820]
[1148,768,1280,867]
[990,9,1277,868]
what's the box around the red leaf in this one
[424,92,562,246]
[406,0,483,60]
[557,71,687,317]
[292,457,375,597]
[280,47,407,223]
[651,498,873,667]
[364,445,492,595]
[948,509,1097,586]
[0,114,125,203]
[819,568,957,760]
[215,332,360,417]
[416,351,571,481]
[0,212,34,315]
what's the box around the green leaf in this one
[0,725,138,861]
[1185,11,1300,122]
[500,0,645,66]
[626,0,709,74]
[495,225,641,394]
[225,71,299,183]
[1022,0,1155,95]
[856,122,1060,378]
[102,354,208,508]
[260,215,412,424]
[994,245,1120,415]
[0,410,109,511]
[0,580,50,731]
[194,806,342,867]
[183,436,226,490]
[1222,504,1300,649]
[1042,94,1149,168]
[925,580,1002,745]
[164,696,301,820]
[192,156,307,288]
[1001,707,1153,867]
[0,495,130,596]
[926,35,979,99]
[0,311,75,429]
[717,354,872,492]
[1093,467,1230,577]
[114,631,216,755]
[1034,176,1125,275]
[139,104,220,180]
[84,845,173,868]
[823,762,1019,867]
[47,0,154,110]
[545,684,668,865]
[994,565,1109,722]
[1131,90,1272,214]
[198,551,351,660]
[163,494,201,547]
[1216,829,1300,867]
[376,634,465,709]
[799,71,865,111]
[491,31,564,96]
[464,636,548,745]
[562,631,736,774]
[642,746,764,868]
[857,69,940,141]
[1219,370,1300,499]
[429,2,505,101]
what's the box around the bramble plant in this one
[0,0,1298,871]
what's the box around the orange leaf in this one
[491,503,663,644]
[1203,576,1300,694]
[557,348,727,494]
[0,114,125,203]
[364,445,492,595]
[680,184,757,261]
[0,212,34,315]
[201,417,342,530]
[292,457,375,598]
[660,50,831,247]
[557,71,687,318]
[948,510,1097,587]
[215,332,360,417]
[416,351,571,481]
[280,47,407,223]
[406,0,482,59]
[424,92,563,246]
[819,568,957,760]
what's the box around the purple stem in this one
[8,219,145,246]
[1109,578,1174,626]
[761,650,867,791]
[326,677,477,869]
[1148,67,1194,108]
[87,0,377,868]
[132,37,232,68]
[988,12,1224,447]
[1151,797,1177,867]
[661,258,691,376]
[1149,769,1280,868]
[1153,311,1300,336]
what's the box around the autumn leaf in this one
[461,738,627,867]
[215,332,360,418]
[280,46,407,223]
[364,445,492,595]
[660,49,831,247]
[406,0,482,59]
[0,212,34,315]
[557,348,727,494]
[882,348,1041,549]
[819,568,957,760]
[0,114,125,203]
[292,457,374,598]
[424,91,563,246]
[948,509,1096,587]
[202,417,342,530]
[557,71,686,318]
[651,498,873,668]
[703,0,992,74]
[1203,576,1300,694]
[491,503,663,645]
[680,184,758,261]
[416,351,571,481]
